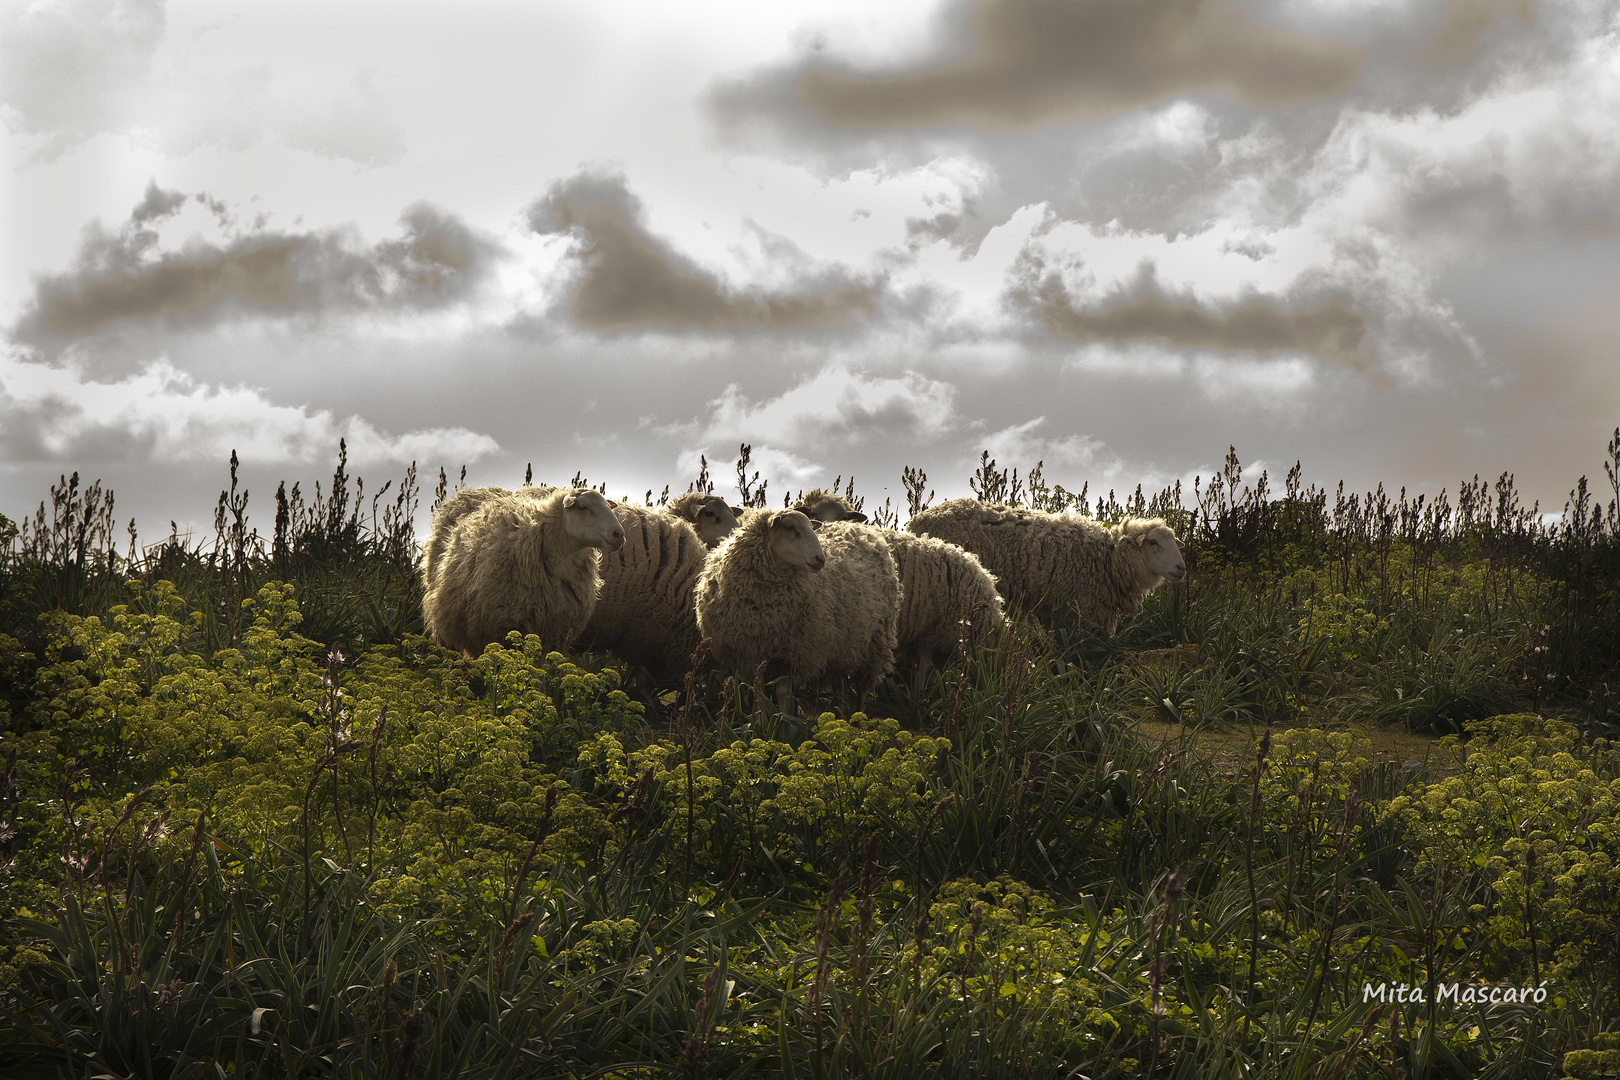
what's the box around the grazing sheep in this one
[576,502,710,677]
[793,490,1004,679]
[668,492,743,547]
[423,487,625,656]
[906,500,1186,633]
[694,510,900,708]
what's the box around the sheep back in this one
[695,513,900,695]
[422,487,600,656]
[577,503,708,677]
[881,530,1006,667]
[421,485,518,593]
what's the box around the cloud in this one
[661,364,962,499]
[11,186,504,349]
[974,416,1187,496]
[722,0,1363,136]
[675,443,823,500]
[677,364,960,447]
[1013,256,1370,368]
[0,0,405,164]
[980,416,1109,470]
[0,0,164,157]
[0,351,499,468]
[525,170,882,332]
[1423,0,1536,66]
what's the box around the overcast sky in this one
[3,0,1618,542]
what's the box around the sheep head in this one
[768,510,826,572]
[793,489,867,524]
[671,492,743,546]
[1125,518,1186,582]
[562,489,625,552]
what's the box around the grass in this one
[1,436,1620,1077]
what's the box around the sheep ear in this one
[729,506,744,517]
[847,511,868,523]
[563,493,579,508]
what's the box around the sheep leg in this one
[914,649,935,691]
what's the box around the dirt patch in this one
[1132,718,1467,780]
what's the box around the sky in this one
[3,0,1619,544]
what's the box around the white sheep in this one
[793,491,1005,679]
[694,509,899,709]
[906,500,1185,633]
[576,502,710,677]
[422,486,625,656]
[667,492,743,547]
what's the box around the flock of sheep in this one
[419,481,1188,706]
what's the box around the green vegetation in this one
[1,435,1619,1077]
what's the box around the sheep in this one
[906,499,1186,633]
[792,490,1005,679]
[792,487,867,523]
[422,486,625,656]
[576,502,710,678]
[694,509,900,710]
[667,491,743,547]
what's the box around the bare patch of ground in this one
[1132,718,1468,780]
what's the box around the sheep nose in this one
[811,554,827,571]
[608,529,625,550]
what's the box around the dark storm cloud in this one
[11,188,504,349]
[1014,261,1369,369]
[525,170,881,332]
[718,0,1362,136]
[129,180,188,225]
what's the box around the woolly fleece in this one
[883,529,1007,669]
[577,503,710,677]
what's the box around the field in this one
[2,438,1619,1078]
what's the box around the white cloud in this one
[674,442,821,499]
[980,416,1109,471]
[0,352,499,467]
[681,363,960,447]
[1190,354,1317,404]
[975,415,1189,499]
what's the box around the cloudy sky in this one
[3,0,1618,541]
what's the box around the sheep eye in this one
[1148,538,1158,545]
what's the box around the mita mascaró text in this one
[1362,982,1548,1005]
